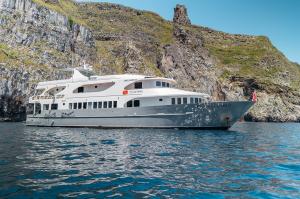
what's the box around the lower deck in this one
[26,101,254,129]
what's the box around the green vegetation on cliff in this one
[30,0,299,93]
[201,30,300,91]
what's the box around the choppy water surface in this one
[0,122,300,198]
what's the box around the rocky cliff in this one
[0,0,299,122]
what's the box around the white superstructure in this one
[29,69,210,113]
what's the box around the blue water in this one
[0,122,300,198]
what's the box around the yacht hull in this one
[26,101,254,129]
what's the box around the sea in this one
[0,122,300,198]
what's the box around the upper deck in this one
[29,69,210,110]
[27,69,212,114]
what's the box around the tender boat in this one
[26,69,254,129]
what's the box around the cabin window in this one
[159,98,163,102]
[73,103,77,109]
[195,98,199,104]
[78,102,82,109]
[156,81,161,87]
[113,101,117,108]
[127,100,133,107]
[83,102,87,109]
[98,102,102,109]
[166,83,170,87]
[69,103,73,109]
[183,97,187,104]
[134,82,143,89]
[74,82,115,93]
[162,82,166,87]
[93,102,97,109]
[171,98,175,105]
[199,98,202,103]
[51,104,58,110]
[134,100,140,107]
[190,97,194,104]
[103,101,108,108]
[177,98,182,104]
[78,87,84,93]
[88,102,92,109]
[108,101,112,108]
[43,104,49,111]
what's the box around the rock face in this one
[0,0,95,120]
[0,0,299,122]
[0,0,94,56]
[0,66,28,121]
[173,4,191,25]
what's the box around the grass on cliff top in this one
[32,0,86,25]
[202,32,300,91]
[75,3,174,45]
[32,0,174,46]
[31,0,174,76]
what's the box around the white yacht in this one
[26,69,254,129]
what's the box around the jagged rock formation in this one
[0,0,299,122]
[173,4,191,25]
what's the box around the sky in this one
[82,0,300,64]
